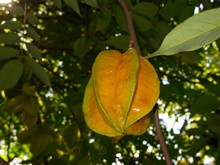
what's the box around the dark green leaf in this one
[6,95,25,113]
[73,37,90,57]
[133,14,152,32]
[0,20,22,30]
[106,35,130,49]
[9,5,24,16]
[0,47,19,60]
[63,124,78,148]
[26,27,40,41]
[95,10,111,32]
[23,97,39,117]
[149,9,220,57]
[26,43,42,61]
[27,12,38,25]
[0,32,20,45]
[30,133,53,156]
[132,2,158,17]
[200,79,220,97]
[64,0,81,16]
[24,56,51,86]
[189,138,206,155]
[0,60,23,90]
[190,94,220,114]
[206,115,220,136]
[53,0,62,8]
[114,5,128,32]
[23,111,38,129]
[84,0,99,8]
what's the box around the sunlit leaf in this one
[0,60,23,90]
[24,56,51,86]
[149,9,220,57]
[0,47,19,61]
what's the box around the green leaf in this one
[24,56,51,86]
[132,2,158,17]
[206,115,220,136]
[30,133,53,156]
[9,5,24,16]
[106,35,130,49]
[0,20,22,30]
[64,0,81,16]
[133,14,152,32]
[62,124,78,148]
[189,138,206,155]
[149,9,220,58]
[6,95,25,113]
[73,37,90,57]
[23,97,39,117]
[0,60,23,90]
[27,12,38,25]
[26,27,40,41]
[53,0,62,8]
[190,94,220,114]
[114,5,128,32]
[26,43,42,61]
[0,32,20,45]
[22,111,38,129]
[95,10,112,32]
[200,79,220,97]
[84,0,99,8]
[0,47,19,61]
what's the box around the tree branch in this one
[153,104,172,165]
[118,0,141,56]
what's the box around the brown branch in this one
[118,0,141,56]
[153,104,172,165]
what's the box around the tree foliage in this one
[0,0,220,164]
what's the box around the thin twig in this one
[153,104,172,165]
[118,0,141,56]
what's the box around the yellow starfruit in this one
[83,48,160,138]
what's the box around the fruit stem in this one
[153,104,172,165]
[118,0,142,56]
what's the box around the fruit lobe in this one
[83,48,160,138]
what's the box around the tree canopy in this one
[0,0,220,164]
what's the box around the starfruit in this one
[83,48,160,138]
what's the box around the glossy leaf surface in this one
[149,9,220,57]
